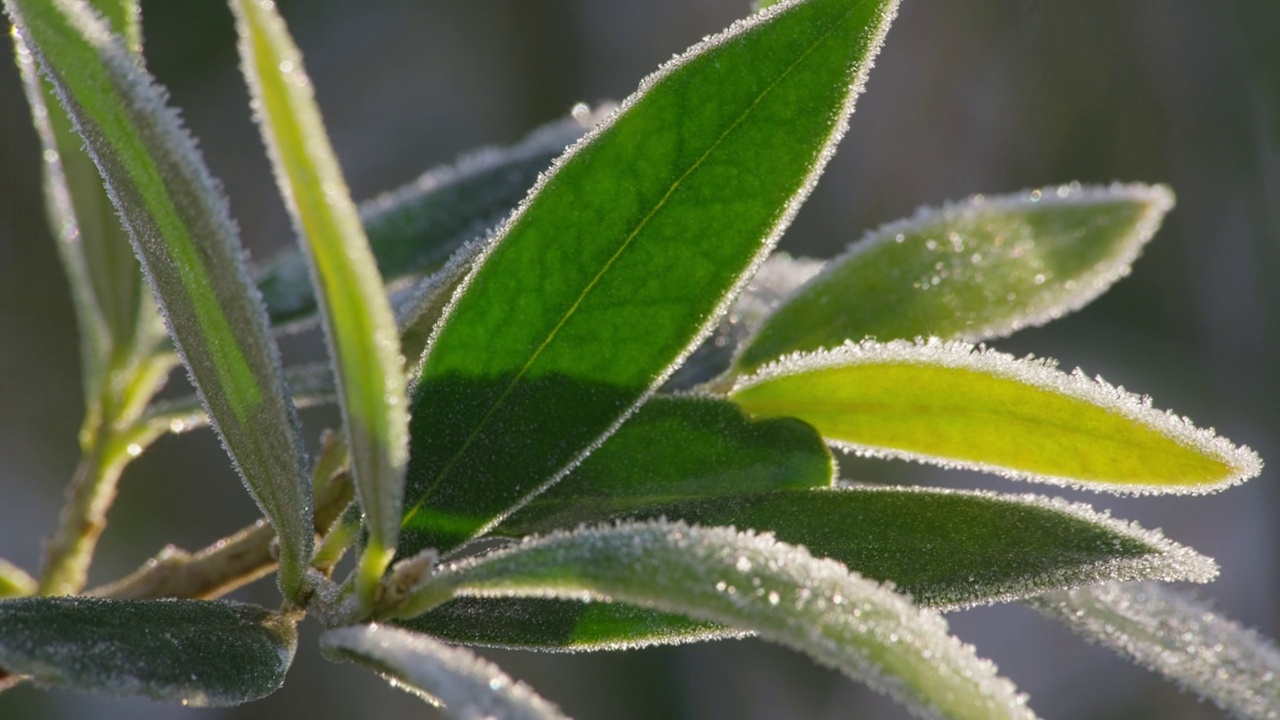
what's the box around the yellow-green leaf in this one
[731,339,1262,493]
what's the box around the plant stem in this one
[37,439,131,596]
[89,470,354,601]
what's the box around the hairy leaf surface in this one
[732,340,1262,493]
[1034,582,1280,720]
[737,184,1175,371]
[0,597,296,706]
[396,520,1037,720]
[322,624,571,720]
[6,0,314,596]
[401,0,899,555]
[230,0,408,594]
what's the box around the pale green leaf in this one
[1033,582,1280,720]
[229,0,408,598]
[5,0,313,597]
[731,339,1262,493]
[321,624,572,720]
[0,597,296,706]
[394,520,1038,720]
[736,183,1175,371]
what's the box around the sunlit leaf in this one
[1034,582,1280,720]
[392,520,1037,720]
[256,107,608,328]
[0,597,296,706]
[321,623,571,720]
[731,339,1262,493]
[400,0,900,555]
[230,0,408,599]
[493,395,833,535]
[6,0,314,597]
[736,184,1175,371]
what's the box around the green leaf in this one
[736,184,1175,372]
[229,0,408,598]
[255,108,605,328]
[501,486,1216,610]
[493,395,833,535]
[394,520,1038,720]
[396,238,486,375]
[401,597,734,652]
[1033,582,1280,720]
[731,339,1262,493]
[0,597,296,706]
[6,0,314,597]
[321,624,571,720]
[409,486,1213,651]
[401,0,900,555]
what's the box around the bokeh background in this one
[2,1,1278,717]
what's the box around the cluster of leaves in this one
[1,0,1276,718]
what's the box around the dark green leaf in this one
[493,395,833,536]
[400,0,899,555]
[0,597,296,706]
[409,487,1214,651]
[6,0,314,597]
[736,184,1175,372]
[255,109,604,328]
[395,520,1036,720]
[401,597,732,652]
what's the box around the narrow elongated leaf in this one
[1034,582,1280,719]
[402,597,735,652]
[401,0,900,555]
[731,339,1262,493]
[230,0,408,596]
[492,395,833,535]
[500,487,1215,610]
[6,0,313,597]
[321,624,571,720]
[0,597,296,706]
[736,184,1175,371]
[256,108,605,328]
[410,486,1213,652]
[397,239,486,375]
[393,521,1037,720]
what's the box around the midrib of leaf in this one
[405,4,859,525]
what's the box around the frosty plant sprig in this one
[0,0,1274,718]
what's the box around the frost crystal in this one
[1034,582,1280,719]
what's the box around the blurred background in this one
[2,0,1278,717]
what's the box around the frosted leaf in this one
[1033,582,1280,719]
[731,339,1263,494]
[8,0,315,596]
[395,238,487,382]
[736,183,1175,371]
[0,597,297,706]
[321,623,571,720]
[400,519,1039,720]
